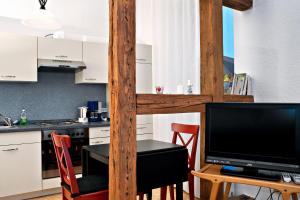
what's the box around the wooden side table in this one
[192,165,300,200]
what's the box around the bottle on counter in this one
[19,109,28,126]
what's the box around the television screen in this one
[206,103,300,173]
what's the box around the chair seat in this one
[62,174,108,196]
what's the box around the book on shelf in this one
[229,73,252,95]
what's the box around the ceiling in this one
[0,0,152,43]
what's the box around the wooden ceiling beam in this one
[108,0,137,199]
[136,94,212,115]
[223,0,253,11]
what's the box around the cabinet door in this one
[0,33,37,82]
[136,44,152,64]
[75,42,108,84]
[38,37,82,61]
[0,143,42,197]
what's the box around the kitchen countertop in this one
[0,121,110,133]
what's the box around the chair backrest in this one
[171,123,200,170]
[51,132,79,195]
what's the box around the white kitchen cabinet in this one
[136,44,152,93]
[38,37,82,61]
[0,131,42,198]
[136,44,152,64]
[75,42,108,84]
[136,63,152,93]
[0,33,37,82]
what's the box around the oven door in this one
[42,137,89,179]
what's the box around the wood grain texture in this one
[224,95,254,102]
[108,0,137,199]
[200,0,224,198]
[193,165,300,200]
[223,0,253,11]
[136,94,212,115]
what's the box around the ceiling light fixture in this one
[22,0,62,30]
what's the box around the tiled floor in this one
[32,189,192,200]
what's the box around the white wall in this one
[234,0,300,198]
[0,0,152,43]
[234,0,300,103]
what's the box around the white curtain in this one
[151,0,201,197]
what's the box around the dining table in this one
[82,139,189,200]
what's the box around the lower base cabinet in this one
[0,142,42,197]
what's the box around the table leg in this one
[210,182,221,200]
[282,192,291,200]
[176,182,183,200]
[146,191,152,200]
[292,193,298,200]
[223,182,231,200]
[81,149,88,177]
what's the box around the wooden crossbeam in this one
[136,94,212,115]
[224,95,254,102]
[223,0,253,11]
[108,0,137,199]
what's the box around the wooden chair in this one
[161,123,200,200]
[51,132,108,200]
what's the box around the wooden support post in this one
[108,0,137,199]
[200,0,224,199]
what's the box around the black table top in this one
[83,139,186,159]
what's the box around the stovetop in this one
[33,119,80,127]
[38,119,89,141]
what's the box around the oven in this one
[41,128,89,179]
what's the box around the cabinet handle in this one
[136,58,147,62]
[2,148,19,152]
[55,55,68,58]
[101,130,110,132]
[1,75,16,78]
[85,78,97,81]
[94,141,104,144]
[137,127,147,130]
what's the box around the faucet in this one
[0,113,12,126]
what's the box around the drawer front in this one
[137,124,153,134]
[137,133,153,141]
[89,137,110,145]
[89,127,110,139]
[0,131,41,146]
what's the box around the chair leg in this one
[169,185,175,200]
[139,193,144,200]
[161,187,167,200]
[292,193,298,200]
[188,174,195,200]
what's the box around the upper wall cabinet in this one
[75,42,108,84]
[38,38,83,61]
[136,44,152,64]
[0,33,37,82]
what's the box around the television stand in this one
[221,166,281,181]
[192,165,300,200]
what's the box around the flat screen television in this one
[205,103,300,180]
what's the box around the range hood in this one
[38,59,86,72]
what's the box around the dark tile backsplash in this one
[0,72,106,121]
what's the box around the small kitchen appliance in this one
[78,106,88,123]
[87,101,101,122]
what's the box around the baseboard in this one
[0,188,61,200]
